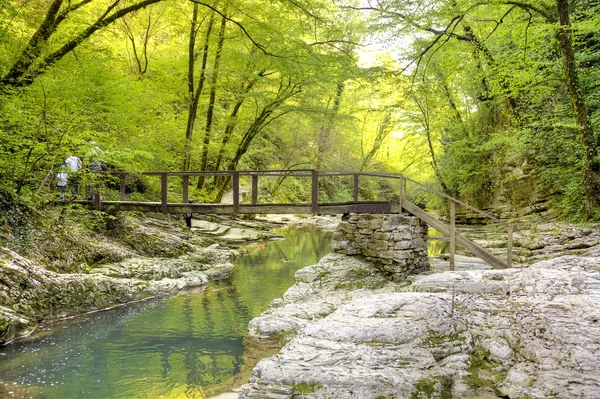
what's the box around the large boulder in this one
[241,255,600,398]
[0,245,234,344]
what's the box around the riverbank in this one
[0,222,333,399]
[238,220,600,398]
[0,206,290,345]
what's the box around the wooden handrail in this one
[109,169,508,224]
[98,168,515,268]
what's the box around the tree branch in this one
[25,0,163,86]
[281,0,323,21]
[191,0,271,56]
[502,1,554,22]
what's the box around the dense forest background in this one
[0,0,598,219]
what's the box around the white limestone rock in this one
[242,254,600,398]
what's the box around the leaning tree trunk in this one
[198,11,227,189]
[183,7,214,172]
[556,0,600,212]
[316,82,344,169]
[1,0,164,89]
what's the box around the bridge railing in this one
[398,174,513,269]
[90,169,513,269]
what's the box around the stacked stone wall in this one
[332,213,429,280]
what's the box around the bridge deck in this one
[81,200,399,215]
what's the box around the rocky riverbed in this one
[0,211,286,345]
[456,219,600,266]
[240,235,600,398]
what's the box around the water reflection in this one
[0,226,331,399]
[428,228,450,257]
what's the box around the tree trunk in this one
[413,94,453,195]
[213,70,265,185]
[1,0,64,88]
[316,81,344,169]
[213,80,300,201]
[556,0,600,211]
[198,11,227,189]
[1,0,164,89]
[462,25,518,115]
[183,8,214,172]
[361,111,392,170]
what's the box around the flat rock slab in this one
[240,254,600,399]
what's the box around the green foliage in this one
[464,348,506,393]
[0,187,33,250]
[292,382,324,394]
[410,376,452,399]
[0,0,598,220]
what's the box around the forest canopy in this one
[0,0,598,218]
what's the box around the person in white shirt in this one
[55,164,68,200]
[64,155,82,199]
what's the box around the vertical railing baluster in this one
[182,175,189,203]
[398,177,406,211]
[311,170,319,215]
[450,200,456,271]
[119,174,126,201]
[353,174,359,202]
[94,192,102,212]
[161,173,168,213]
[251,174,258,205]
[233,171,240,214]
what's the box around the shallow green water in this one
[0,226,331,399]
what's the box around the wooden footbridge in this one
[78,169,513,270]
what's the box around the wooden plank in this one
[78,201,395,215]
[320,173,355,177]
[120,177,126,201]
[399,177,405,211]
[402,200,506,269]
[143,169,314,177]
[240,173,312,178]
[353,174,359,202]
[161,173,168,214]
[251,175,258,205]
[450,201,456,271]
[312,170,318,214]
[182,175,189,203]
[507,226,513,268]
[401,175,504,224]
[232,171,240,213]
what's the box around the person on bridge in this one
[85,142,106,200]
[64,154,82,199]
[183,200,193,228]
[55,164,68,201]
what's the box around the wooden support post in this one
[161,173,168,213]
[311,170,319,215]
[94,192,102,212]
[507,226,513,269]
[450,201,456,271]
[251,174,258,205]
[119,176,126,201]
[182,175,189,203]
[353,174,359,202]
[233,171,240,214]
[398,177,406,211]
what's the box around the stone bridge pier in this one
[332,213,429,281]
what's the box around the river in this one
[0,226,332,399]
